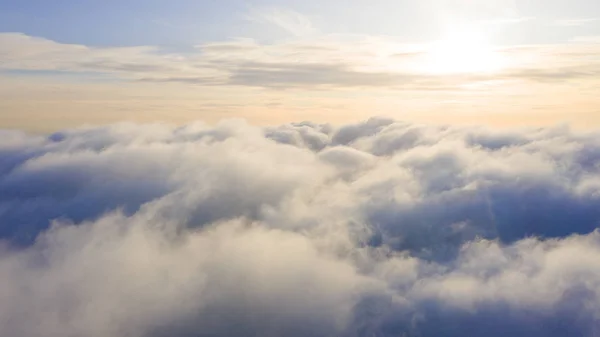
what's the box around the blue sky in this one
[3,0,600,46]
[1,0,600,131]
[0,0,245,46]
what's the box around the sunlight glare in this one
[424,29,504,74]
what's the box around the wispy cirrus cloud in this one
[481,16,536,26]
[245,7,317,37]
[555,18,600,27]
[571,35,600,43]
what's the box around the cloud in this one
[503,65,600,81]
[225,61,406,89]
[572,35,600,43]
[246,7,317,37]
[4,33,600,91]
[556,18,600,27]
[1,118,600,336]
[481,16,536,26]
[435,0,521,22]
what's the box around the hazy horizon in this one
[1,0,600,131]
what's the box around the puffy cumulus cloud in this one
[1,117,600,336]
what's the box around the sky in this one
[1,0,600,131]
[3,3,600,337]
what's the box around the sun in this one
[423,29,504,74]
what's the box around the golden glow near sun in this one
[423,28,504,74]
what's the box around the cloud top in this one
[1,118,600,336]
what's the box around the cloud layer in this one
[1,118,600,336]
[2,32,600,90]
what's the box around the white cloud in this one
[3,33,600,91]
[481,16,536,26]
[571,35,600,43]
[246,7,317,37]
[556,18,600,27]
[1,118,600,336]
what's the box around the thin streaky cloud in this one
[481,16,536,26]
[3,31,600,95]
[571,35,600,43]
[555,18,600,27]
[245,7,317,37]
